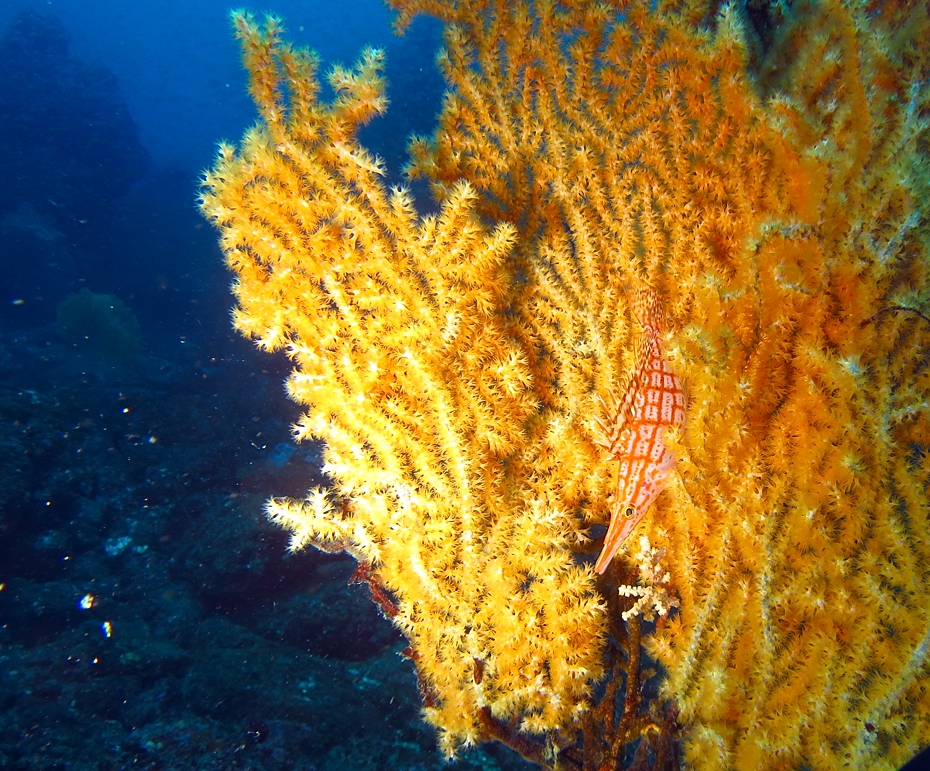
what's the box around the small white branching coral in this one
[617,536,680,622]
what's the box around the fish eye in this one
[624,506,636,519]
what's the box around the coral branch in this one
[201,11,607,759]
[203,1,930,768]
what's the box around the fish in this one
[593,286,686,574]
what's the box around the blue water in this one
[0,0,421,173]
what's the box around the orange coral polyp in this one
[203,0,930,767]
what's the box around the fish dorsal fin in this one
[594,334,652,456]
[594,282,664,457]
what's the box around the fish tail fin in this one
[622,279,666,335]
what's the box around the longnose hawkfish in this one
[593,286,686,574]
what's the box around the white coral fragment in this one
[617,536,680,622]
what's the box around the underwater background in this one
[3,0,930,769]
[0,1,534,768]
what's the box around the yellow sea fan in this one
[200,12,607,757]
[390,0,930,767]
[203,0,930,767]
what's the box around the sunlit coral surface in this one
[202,0,930,768]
